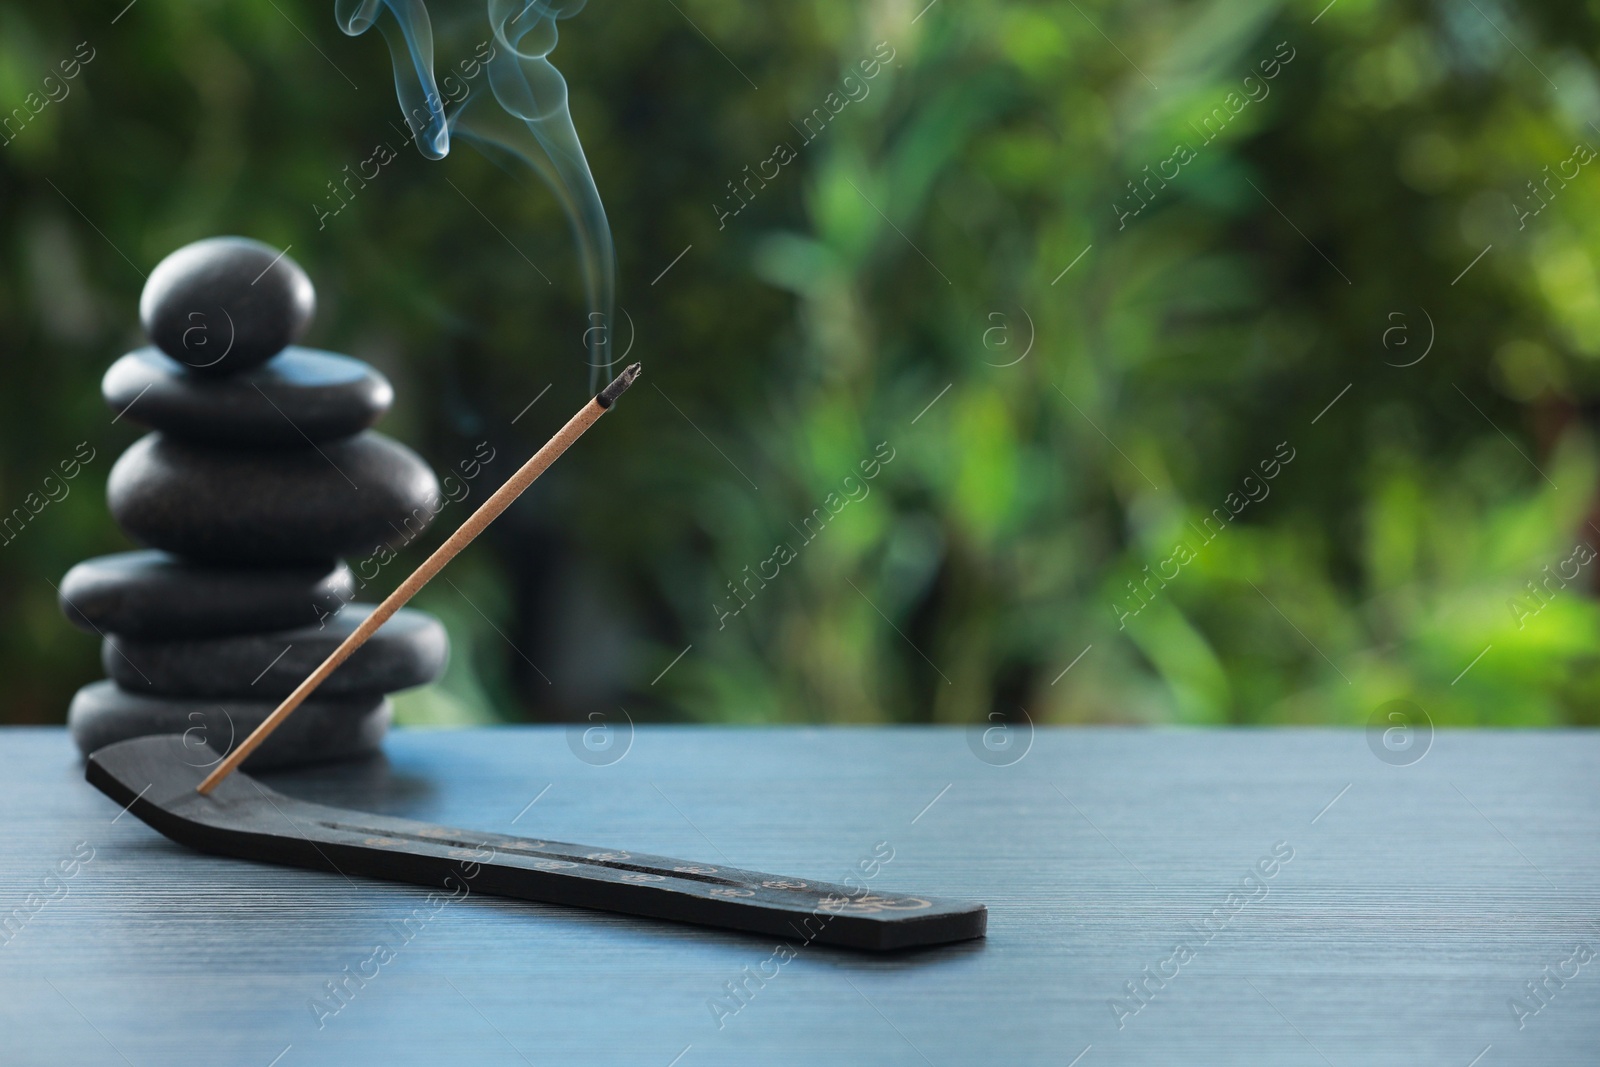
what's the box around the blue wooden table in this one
[2,726,1596,1065]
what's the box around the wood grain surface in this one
[2,726,1596,1066]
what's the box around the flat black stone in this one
[140,237,315,377]
[59,550,354,640]
[68,681,389,771]
[103,346,392,445]
[107,431,441,564]
[103,605,448,699]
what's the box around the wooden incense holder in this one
[90,735,987,951]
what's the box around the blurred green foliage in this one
[2,0,1599,729]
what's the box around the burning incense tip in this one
[597,362,642,408]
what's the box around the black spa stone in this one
[103,605,448,699]
[140,237,315,377]
[107,431,441,564]
[59,550,354,640]
[103,346,393,446]
[68,681,389,771]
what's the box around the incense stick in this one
[197,363,642,794]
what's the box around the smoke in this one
[335,0,616,386]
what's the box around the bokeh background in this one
[2,0,1598,729]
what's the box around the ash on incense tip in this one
[597,362,642,408]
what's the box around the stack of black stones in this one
[60,237,449,769]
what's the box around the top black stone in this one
[140,237,315,377]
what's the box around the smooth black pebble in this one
[103,605,448,699]
[140,237,315,377]
[59,550,354,639]
[107,431,441,564]
[68,681,389,770]
[103,346,392,445]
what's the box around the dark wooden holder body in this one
[88,735,986,951]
